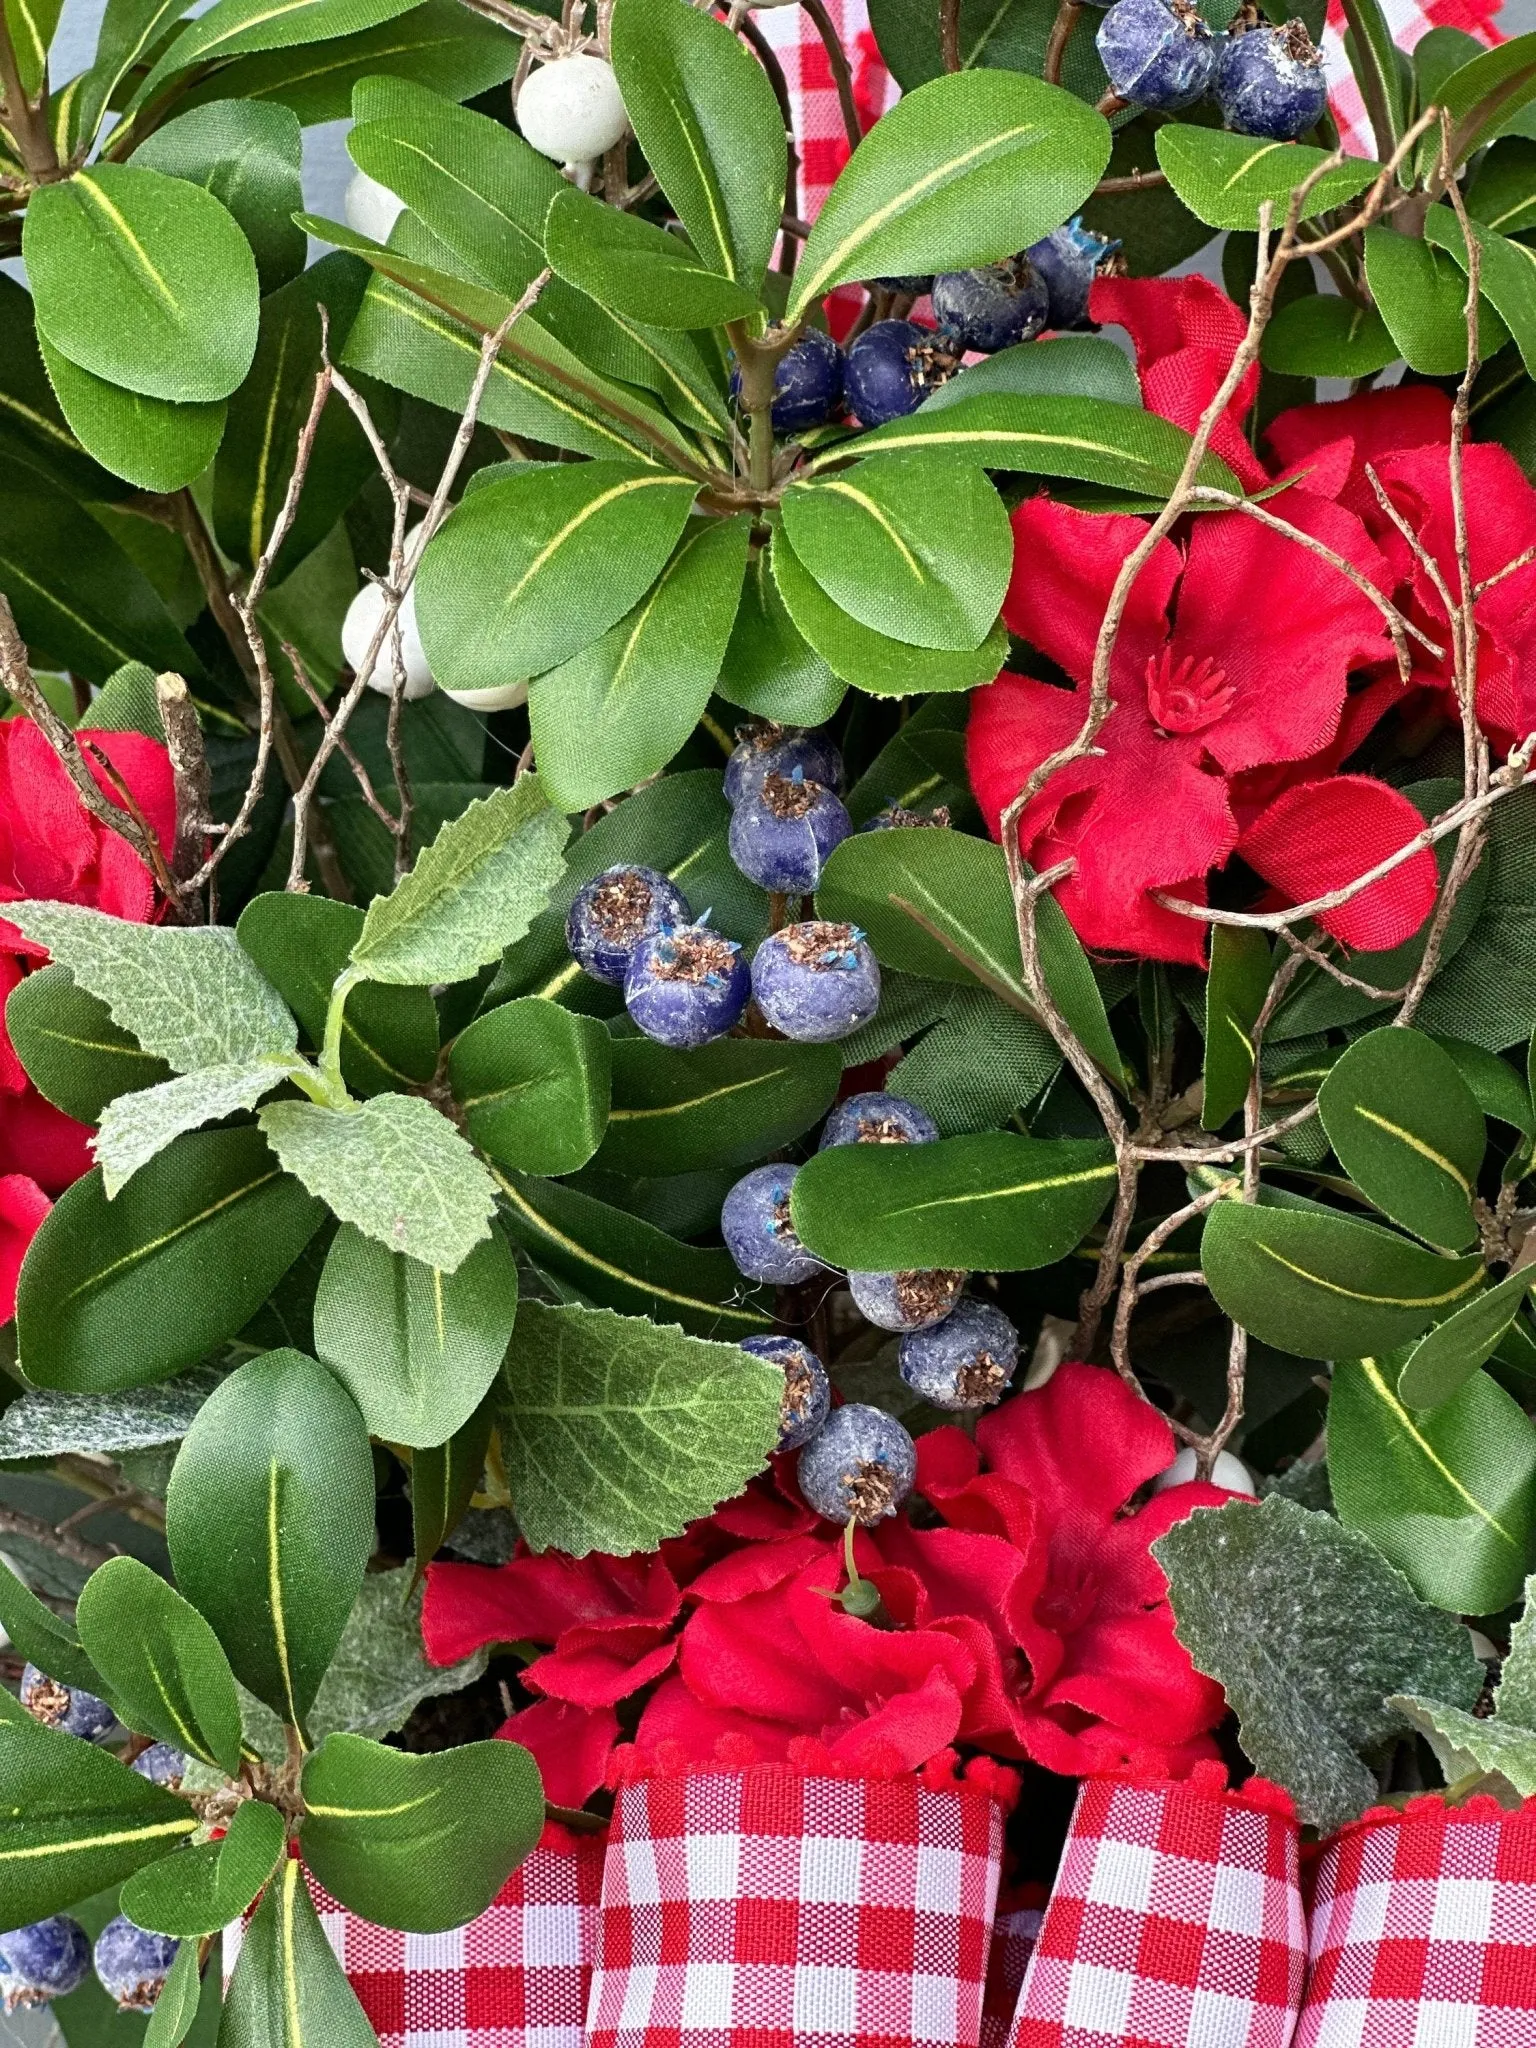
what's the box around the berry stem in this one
[727,320,805,497]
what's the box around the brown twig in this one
[1094,167,1168,194]
[799,0,862,152]
[939,0,962,72]
[1043,0,1082,85]
[0,1502,114,1573]
[154,673,215,889]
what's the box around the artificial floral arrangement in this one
[5,0,1536,2036]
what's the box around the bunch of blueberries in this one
[1098,4,1328,144]
[564,724,1022,1533]
[0,1667,182,2014]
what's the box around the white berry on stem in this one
[516,54,628,168]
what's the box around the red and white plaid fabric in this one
[225,1836,607,2047]
[1296,1795,1536,2047]
[584,1766,1005,2048]
[1006,1773,1307,2048]
[981,1890,1047,2048]
[1322,0,1503,158]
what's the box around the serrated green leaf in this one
[1317,1028,1485,1250]
[448,997,611,1176]
[95,1057,305,1198]
[1496,1570,1536,1720]
[594,1036,841,1177]
[1153,124,1378,232]
[1154,1494,1483,1831]
[220,1856,379,2048]
[0,1369,221,1461]
[76,1555,243,1773]
[1396,1270,1536,1407]
[496,1300,780,1554]
[122,1795,286,1939]
[1389,1692,1536,1795]
[349,776,568,987]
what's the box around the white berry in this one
[516,55,628,165]
[1151,1446,1256,1496]
[344,169,405,245]
[438,678,531,713]
[341,580,434,701]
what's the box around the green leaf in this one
[166,1348,375,1729]
[67,0,188,155]
[1153,125,1379,231]
[417,462,699,697]
[313,1221,518,1447]
[0,273,125,502]
[6,963,173,1124]
[811,390,1234,497]
[1467,136,1536,235]
[236,892,437,1098]
[16,1127,324,1394]
[1424,204,1536,381]
[258,1093,498,1274]
[1202,928,1272,1130]
[132,100,306,295]
[771,525,1008,695]
[447,997,611,1176]
[0,1566,107,1701]
[1431,31,1536,163]
[1417,784,1536,1051]
[922,334,1142,411]
[0,1715,198,1925]
[1202,1201,1486,1359]
[122,1799,286,1940]
[0,1369,220,1463]
[782,456,1008,654]
[1317,1027,1485,1250]
[134,0,422,105]
[792,1130,1115,1271]
[1436,1035,1536,1134]
[38,334,227,495]
[717,541,843,726]
[593,1036,840,1177]
[1390,1692,1536,1796]
[411,1395,493,1574]
[1336,0,1406,155]
[349,776,568,987]
[1364,224,1508,375]
[610,0,785,296]
[497,1299,780,1554]
[95,1057,307,1198]
[3,905,297,1074]
[1328,1355,1536,1614]
[1154,1494,1483,1832]
[1497,1570,1536,1719]
[529,515,750,810]
[494,1167,770,1336]
[1260,295,1398,378]
[219,1857,378,2048]
[76,1556,243,1773]
[787,69,1109,320]
[888,984,1061,1134]
[141,1935,205,2048]
[25,166,259,404]
[301,1731,543,1929]
[1396,1270,1536,1407]
[544,187,760,328]
[4,0,59,95]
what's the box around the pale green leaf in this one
[1390,1693,1536,1794]
[220,1857,379,2048]
[95,1057,304,1197]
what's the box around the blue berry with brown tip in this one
[741,1334,832,1449]
[798,1404,916,1524]
[1097,0,1218,111]
[724,723,842,805]
[730,328,844,434]
[728,768,852,893]
[567,864,691,986]
[20,1664,115,1742]
[625,920,749,1048]
[932,257,1051,353]
[844,320,961,425]
[819,1091,937,1149]
[1215,19,1328,139]
[751,921,880,1043]
[1026,217,1122,329]
[721,1164,822,1286]
[93,1916,179,2013]
[131,1742,187,1789]
[899,1298,1019,1410]
[848,1267,966,1332]
[0,1918,90,2010]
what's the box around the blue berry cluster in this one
[1097,1,1327,139]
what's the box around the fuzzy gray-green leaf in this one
[95,1056,303,1196]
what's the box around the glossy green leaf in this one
[141,1935,205,2048]
[0,1566,108,1702]
[1260,295,1398,378]
[530,514,750,810]
[1336,0,1406,154]
[717,541,844,726]
[771,525,1008,695]
[38,334,226,494]
[25,166,259,404]
[1467,136,1536,235]
[1397,1269,1536,1408]
[1434,1035,1535,1135]
[313,1222,518,1447]
[0,273,124,501]
[788,69,1109,319]
[16,1128,323,1394]
[1431,30,1536,163]
[1154,125,1377,232]
[1330,1355,1536,1614]
[220,1856,379,2048]
[166,1348,375,1728]
[68,0,188,154]
[544,187,759,328]
[6,964,172,1125]
[448,997,611,1176]
[301,1731,543,1929]
[1317,1027,1485,1250]
[594,1036,841,1176]
[134,0,422,105]
[1202,928,1272,1130]
[791,1130,1116,1271]
[132,100,305,294]
[76,1555,242,1773]
[610,0,785,296]
[1424,204,1536,380]
[122,1796,286,1939]
[922,333,1141,411]
[497,1300,781,1554]
[1364,224,1508,375]
[1201,1200,1486,1359]
[410,1393,493,1575]
[782,456,1008,653]
[4,0,59,95]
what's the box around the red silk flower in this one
[0,718,175,1318]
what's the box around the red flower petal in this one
[0,1173,49,1323]
[497,1698,618,1807]
[1238,775,1438,952]
[0,1088,92,1192]
[1001,499,1176,687]
[523,1627,677,1708]
[1089,274,1264,488]
[421,1550,679,1666]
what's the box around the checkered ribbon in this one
[584,1766,1005,2048]
[981,1893,1046,2048]
[1296,1796,1536,2047]
[1006,1775,1307,2048]
[224,1838,607,2047]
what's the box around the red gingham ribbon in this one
[981,1893,1046,2048]
[584,1766,1005,2048]
[1297,1797,1536,2046]
[1006,1775,1307,2048]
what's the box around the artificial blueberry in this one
[848,1267,966,1332]
[724,722,843,804]
[1097,0,1218,112]
[860,803,952,831]
[844,320,961,426]
[740,1334,832,1449]
[0,1918,90,2010]
[131,1742,187,1789]
[93,1916,179,2013]
[1025,217,1123,329]
[931,257,1051,353]
[1215,19,1328,139]
[624,920,749,1048]
[798,1403,916,1523]
[721,1165,822,1286]
[819,1091,938,1149]
[728,769,852,893]
[20,1664,115,1742]
[898,1298,1020,1410]
[870,274,934,294]
[750,921,881,1043]
[566,865,692,986]
[729,329,845,434]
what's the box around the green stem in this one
[727,319,805,497]
[318,965,364,1108]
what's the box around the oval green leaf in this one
[121,1796,286,1937]
[594,1035,841,1177]
[1153,124,1378,231]
[6,963,173,1124]
[448,996,611,1176]
[39,332,226,493]
[544,186,760,329]
[76,1555,243,1774]
[1317,1027,1486,1250]
[1397,1269,1536,1408]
